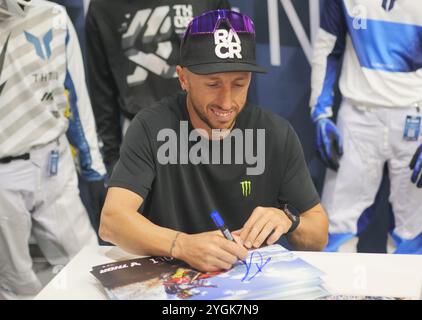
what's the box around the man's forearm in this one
[100,206,182,257]
[286,206,329,251]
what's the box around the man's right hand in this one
[173,231,248,272]
[316,118,344,171]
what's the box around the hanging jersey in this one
[85,0,231,172]
[310,0,422,121]
[0,0,105,180]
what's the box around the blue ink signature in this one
[240,251,271,282]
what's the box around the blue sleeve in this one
[310,0,347,122]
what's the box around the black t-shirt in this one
[109,93,320,234]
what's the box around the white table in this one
[35,246,422,300]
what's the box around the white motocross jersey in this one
[0,0,105,180]
[310,0,422,121]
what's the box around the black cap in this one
[179,16,266,75]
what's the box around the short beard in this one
[188,95,237,131]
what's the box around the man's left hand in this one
[239,206,292,249]
[410,144,422,188]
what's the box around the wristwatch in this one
[280,203,300,234]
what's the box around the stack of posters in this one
[91,244,329,300]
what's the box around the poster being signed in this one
[90,245,328,300]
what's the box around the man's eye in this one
[206,83,219,87]
[234,83,245,87]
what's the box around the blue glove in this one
[316,118,343,171]
[410,144,422,188]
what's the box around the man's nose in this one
[218,87,233,110]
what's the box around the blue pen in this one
[210,210,235,242]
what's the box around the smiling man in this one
[100,10,328,272]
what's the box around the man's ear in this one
[176,65,188,92]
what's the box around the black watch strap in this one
[280,204,300,234]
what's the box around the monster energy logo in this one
[240,181,251,197]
